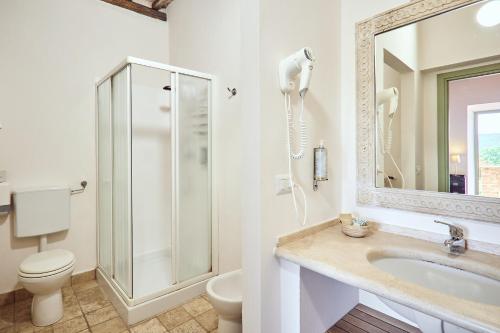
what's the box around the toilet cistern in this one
[13,187,76,326]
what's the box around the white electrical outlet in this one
[275,174,292,195]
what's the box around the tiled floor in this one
[327,304,421,333]
[0,279,218,333]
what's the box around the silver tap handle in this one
[434,220,463,240]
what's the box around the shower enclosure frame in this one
[95,57,218,308]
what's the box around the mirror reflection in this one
[374,0,500,198]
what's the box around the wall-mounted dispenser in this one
[313,140,328,191]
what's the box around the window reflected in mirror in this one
[374,0,500,198]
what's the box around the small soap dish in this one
[342,223,370,238]
[340,213,370,238]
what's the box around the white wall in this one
[0,0,169,293]
[241,1,342,331]
[166,0,242,274]
[418,2,500,71]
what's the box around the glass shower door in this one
[175,73,212,283]
[97,79,113,277]
[130,64,173,298]
[112,66,133,297]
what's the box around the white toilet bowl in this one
[18,249,75,326]
[206,269,242,333]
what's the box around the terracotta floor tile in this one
[60,304,83,323]
[74,287,105,301]
[4,278,222,333]
[194,309,217,332]
[63,295,79,309]
[169,319,206,333]
[52,315,87,333]
[84,305,118,327]
[157,307,192,330]
[182,298,212,317]
[76,288,109,314]
[89,317,127,333]
[33,326,53,333]
[14,300,31,320]
[0,304,14,330]
[0,293,14,308]
[71,282,98,295]
[62,289,75,302]
[130,318,166,333]
[14,291,32,304]
[71,272,95,286]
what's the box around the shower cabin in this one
[96,57,217,323]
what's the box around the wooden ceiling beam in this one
[152,0,173,10]
[100,0,167,21]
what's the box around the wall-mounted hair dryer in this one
[279,47,315,226]
[279,47,315,97]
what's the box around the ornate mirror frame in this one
[356,0,500,223]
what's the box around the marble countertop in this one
[275,222,500,333]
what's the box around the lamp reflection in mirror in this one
[477,0,500,27]
[450,154,462,175]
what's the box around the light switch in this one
[275,174,292,195]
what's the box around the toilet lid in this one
[19,249,75,275]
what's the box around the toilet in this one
[14,187,75,327]
[206,269,242,333]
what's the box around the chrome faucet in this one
[434,220,466,255]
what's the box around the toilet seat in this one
[18,249,75,278]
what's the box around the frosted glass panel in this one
[97,79,112,277]
[131,64,173,297]
[177,74,211,283]
[112,66,132,297]
[97,59,214,303]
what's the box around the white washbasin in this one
[369,256,500,333]
[370,257,500,306]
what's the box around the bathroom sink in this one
[369,256,500,307]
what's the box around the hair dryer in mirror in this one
[278,47,315,226]
[376,87,406,189]
[376,87,399,119]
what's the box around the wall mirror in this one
[357,0,500,222]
